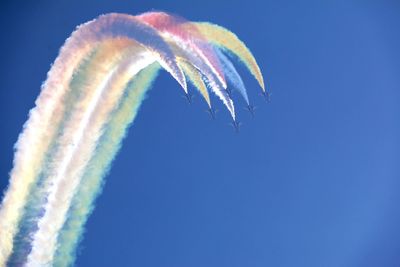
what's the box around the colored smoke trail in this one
[194,22,265,91]
[54,63,160,267]
[0,11,264,267]
[216,48,249,105]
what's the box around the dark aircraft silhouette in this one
[261,90,271,103]
[182,92,194,104]
[226,87,233,98]
[245,104,256,118]
[206,107,217,120]
[230,120,242,133]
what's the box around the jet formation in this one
[184,88,271,132]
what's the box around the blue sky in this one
[1,1,399,266]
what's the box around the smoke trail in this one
[137,11,227,89]
[179,59,211,108]
[135,11,241,120]
[216,49,250,105]
[0,12,264,266]
[92,13,187,91]
[26,49,156,266]
[0,12,188,262]
[138,12,236,118]
[7,40,142,266]
[53,63,160,267]
[6,45,111,266]
[194,22,265,91]
[0,29,101,267]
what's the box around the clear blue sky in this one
[1,1,399,266]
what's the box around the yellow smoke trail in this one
[179,59,211,108]
[194,22,265,91]
[26,44,155,266]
